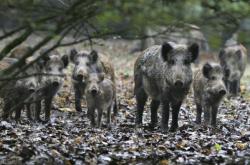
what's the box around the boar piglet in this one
[193,62,227,127]
[35,50,68,122]
[1,58,40,120]
[134,42,199,132]
[85,73,115,128]
[69,49,117,115]
[218,44,247,96]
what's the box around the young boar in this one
[134,42,199,132]
[35,50,68,122]
[218,44,247,95]
[0,58,39,120]
[193,62,227,127]
[70,49,117,114]
[85,73,115,127]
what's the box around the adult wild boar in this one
[70,49,117,115]
[193,62,227,127]
[218,44,247,96]
[134,42,199,132]
[35,50,68,122]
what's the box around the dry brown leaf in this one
[235,142,248,150]
[159,159,169,165]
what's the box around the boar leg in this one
[74,85,82,112]
[150,100,160,128]
[44,96,53,122]
[169,101,181,132]
[26,103,33,120]
[88,107,96,127]
[195,103,202,124]
[113,98,118,117]
[230,80,239,95]
[204,105,211,125]
[224,80,229,91]
[107,104,112,127]
[211,105,218,127]
[161,101,170,132]
[35,101,42,122]
[15,104,23,121]
[97,108,103,128]
[2,101,11,119]
[135,88,148,126]
[237,79,241,94]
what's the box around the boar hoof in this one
[161,127,168,133]
[169,125,178,132]
[149,123,157,130]
[135,123,143,128]
[76,107,82,112]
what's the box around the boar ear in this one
[235,50,242,60]
[90,50,98,64]
[161,42,173,61]
[218,50,225,60]
[188,43,199,62]
[202,63,212,79]
[61,55,69,68]
[70,48,78,63]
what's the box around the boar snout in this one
[77,74,84,81]
[52,81,60,87]
[91,88,98,95]
[219,89,226,96]
[76,70,88,82]
[28,88,35,93]
[87,84,100,96]
[174,80,184,88]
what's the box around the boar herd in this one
[0,41,247,132]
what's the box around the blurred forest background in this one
[0,0,250,74]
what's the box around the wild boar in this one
[85,73,115,127]
[0,58,39,120]
[134,42,199,132]
[35,50,68,122]
[193,62,227,127]
[218,44,247,96]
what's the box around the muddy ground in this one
[0,38,250,164]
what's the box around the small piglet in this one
[193,62,227,127]
[85,73,115,128]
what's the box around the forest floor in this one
[0,39,250,164]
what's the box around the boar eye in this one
[76,61,79,65]
[48,67,52,71]
[59,67,63,71]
